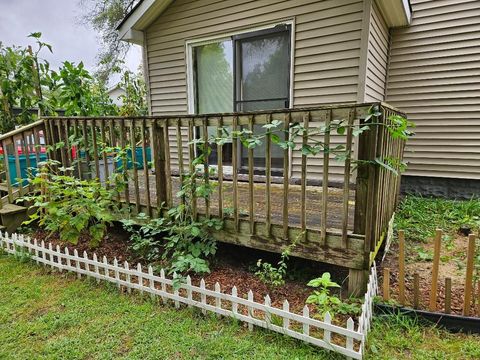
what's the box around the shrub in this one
[22,160,122,247]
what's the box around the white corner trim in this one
[117,0,174,41]
[121,29,145,45]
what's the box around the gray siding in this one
[145,0,364,114]
[386,0,480,179]
[145,0,365,179]
[365,0,389,102]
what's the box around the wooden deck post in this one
[152,119,168,213]
[351,107,380,296]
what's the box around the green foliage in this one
[306,272,343,317]
[118,70,148,116]
[1,33,148,133]
[50,61,118,116]
[0,33,52,132]
[78,0,140,83]
[122,215,165,262]
[123,141,221,288]
[21,160,122,247]
[255,240,297,288]
[212,105,414,177]
[395,196,480,242]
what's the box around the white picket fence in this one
[0,232,378,359]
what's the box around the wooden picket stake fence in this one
[383,229,479,317]
[0,231,379,359]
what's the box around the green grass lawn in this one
[1,254,479,359]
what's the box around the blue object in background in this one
[115,147,152,170]
[6,153,48,186]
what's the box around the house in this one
[117,0,480,198]
[107,84,126,106]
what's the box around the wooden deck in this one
[126,171,355,232]
[0,103,405,294]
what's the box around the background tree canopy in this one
[78,0,140,84]
[0,33,147,134]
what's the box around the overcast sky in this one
[0,0,141,86]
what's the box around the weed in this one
[395,196,480,242]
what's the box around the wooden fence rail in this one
[0,231,379,359]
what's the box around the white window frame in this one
[185,19,295,115]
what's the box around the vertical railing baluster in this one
[21,132,31,192]
[176,120,184,206]
[64,119,72,170]
[57,119,68,167]
[130,119,140,214]
[110,119,120,202]
[187,120,197,219]
[32,127,41,167]
[232,115,239,231]
[92,119,100,179]
[217,116,224,219]
[120,119,130,208]
[202,117,210,218]
[248,115,254,235]
[100,119,109,188]
[13,136,22,195]
[73,119,82,179]
[163,120,172,208]
[321,110,331,245]
[82,120,91,176]
[141,119,151,216]
[282,112,290,240]
[342,108,355,247]
[265,113,272,236]
[1,140,13,203]
[300,112,309,238]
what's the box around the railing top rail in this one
[40,102,405,121]
[0,119,45,142]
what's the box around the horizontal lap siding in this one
[386,0,480,179]
[364,0,389,102]
[145,0,364,174]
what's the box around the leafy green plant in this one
[118,70,148,116]
[21,160,123,247]
[122,141,222,288]
[255,240,297,288]
[416,247,433,262]
[306,272,342,317]
[122,214,165,262]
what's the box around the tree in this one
[78,0,140,84]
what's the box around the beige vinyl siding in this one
[386,0,480,179]
[364,0,389,102]
[145,0,365,177]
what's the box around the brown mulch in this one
[23,223,355,323]
[30,224,134,263]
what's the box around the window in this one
[188,23,292,170]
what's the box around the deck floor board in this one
[126,170,355,232]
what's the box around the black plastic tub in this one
[375,304,480,334]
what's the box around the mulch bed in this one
[23,222,354,324]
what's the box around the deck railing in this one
[0,102,406,293]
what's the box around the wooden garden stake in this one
[444,277,452,314]
[463,234,476,316]
[429,229,442,311]
[413,272,420,309]
[398,230,406,305]
[383,267,390,301]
